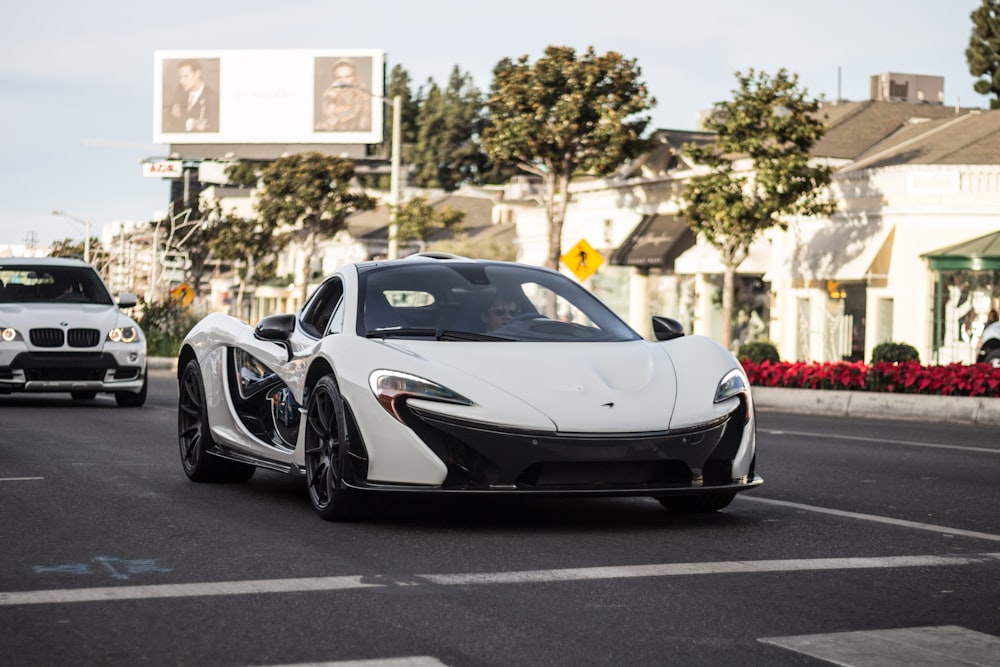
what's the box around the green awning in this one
[922,230,1000,270]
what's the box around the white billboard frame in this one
[153,49,385,145]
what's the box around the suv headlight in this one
[108,326,139,343]
[369,370,472,422]
[1,327,23,342]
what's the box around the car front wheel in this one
[115,372,148,407]
[985,348,1000,369]
[178,359,254,483]
[305,375,361,521]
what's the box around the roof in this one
[812,100,976,160]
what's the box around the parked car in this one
[0,257,147,406]
[177,254,761,521]
[978,319,1000,367]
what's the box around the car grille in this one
[29,328,100,348]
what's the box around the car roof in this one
[0,257,91,268]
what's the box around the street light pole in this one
[50,209,92,263]
[388,93,402,259]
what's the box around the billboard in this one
[153,49,385,145]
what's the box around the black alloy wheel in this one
[178,359,254,483]
[304,375,361,521]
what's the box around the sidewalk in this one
[149,358,1000,427]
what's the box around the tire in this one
[71,391,98,400]
[985,348,1000,369]
[115,371,148,407]
[657,492,737,513]
[177,359,255,483]
[304,375,362,521]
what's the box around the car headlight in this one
[108,326,139,343]
[369,370,472,422]
[715,368,751,423]
[1,327,23,342]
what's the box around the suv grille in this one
[68,329,100,347]
[28,328,101,348]
[30,328,64,347]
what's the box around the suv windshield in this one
[0,265,114,305]
[356,262,640,343]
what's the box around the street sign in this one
[561,238,605,282]
[169,283,194,307]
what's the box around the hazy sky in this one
[0,0,987,248]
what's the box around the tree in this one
[682,68,835,349]
[482,46,654,271]
[967,0,1000,108]
[412,67,488,190]
[394,196,465,251]
[207,203,279,319]
[255,152,376,304]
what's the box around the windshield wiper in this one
[365,327,508,341]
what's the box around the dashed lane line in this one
[744,496,1000,543]
[2,552,999,607]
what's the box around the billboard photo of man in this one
[314,56,373,133]
[163,58,220,133]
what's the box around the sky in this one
[0,0,988,248]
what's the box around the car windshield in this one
[0,265,114,305]
[356,262,641,342]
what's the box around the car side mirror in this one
[651,316,685,341]
[255,313,296,361]
[118,292,138,308]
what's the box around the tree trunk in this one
[299,231,317,308]
[721,264,736,351]
[545,171,572,271]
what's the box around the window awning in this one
[610,214,696,268]
[674,237,773,276]
[785,220,895,282]
[922,230,1000,271]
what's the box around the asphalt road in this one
[1,370,999,667]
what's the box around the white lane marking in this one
[744,496,1000,543]
[3,553,998,607]
[760,625,1000,666]
[266,659,447,667]
[419,553,1000,585]
[0,477,44,482]
[760,428,999,454]
[0,575,380,606]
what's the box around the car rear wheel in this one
[305,375,361,521]
[115,372,148,407]
[178,359,255,483]
[657,492,737,512]
[71,391,97,400]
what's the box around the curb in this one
[753,386,1000,426]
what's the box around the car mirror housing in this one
[118,292,138,308]
[651,315,685,341]
[255,314,296,361]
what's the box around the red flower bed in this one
[740,360,1000,398]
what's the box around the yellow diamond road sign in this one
[561,238,604,281]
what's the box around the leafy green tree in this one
[412,67,488,190]
[255,152,376,304]
[967,0,1000,108]
[394,196,465,251]
[682,68,835,349]
[48,237,99,261]
[207,202,279,318]
[482,46,654,271]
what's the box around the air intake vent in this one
[30,328,64,348]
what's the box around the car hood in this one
[0,302,136,332]
[385,340,680,432]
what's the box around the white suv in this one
[0,257,147,406]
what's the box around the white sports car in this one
[178,254,761,520]
[0,257,147,406]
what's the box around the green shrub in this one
[138,297,200,357]
[737,340,780,363]
[871,342,920,364]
